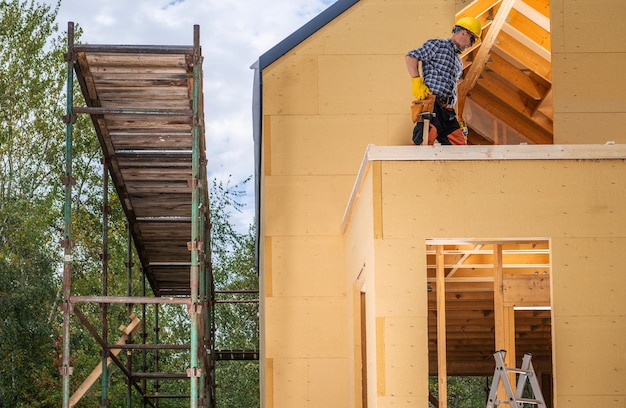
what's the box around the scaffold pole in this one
[189,23,203,408]
[61,21,75,408]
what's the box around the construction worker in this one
[405,16,481,145]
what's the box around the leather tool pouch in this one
[411,94,436,123]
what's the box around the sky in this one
[43,0,337,232]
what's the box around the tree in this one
[429,376,488,408]
[0,0,67,405]
[0,1,260,405]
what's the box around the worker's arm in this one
[405,54,420,77]
[405,55,431,100]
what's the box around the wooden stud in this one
[436,245,447,408]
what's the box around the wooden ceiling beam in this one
[474,81,553,136]
[457,0,500,21]
[478,70,545,118]
[485,53,548,100]
[535,87,553,120]
[501,23,550,61]
[468,88,553,144]
[502,24,552,61]
[513,0,550,32]
[494,32,552,80]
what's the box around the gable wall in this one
[260,0,626,407]
[261,1,463,406]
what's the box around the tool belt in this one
[411,94,436,123]
[436,94,455,110]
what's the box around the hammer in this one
[418,112,436,146]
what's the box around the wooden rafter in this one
[458,0,516,111]
[455,0,553,145]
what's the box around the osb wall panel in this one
[551,237,626,399]
[264,296,350,358]
[553,112,626,144]
[263,174,355,236]
[380,160,626,239]
[318,54,408,116]
[271,359,307,407]
[374,239,427,318]
[371,239,429,405]
[551,0,626,144]
[380,316,429,400]
[269,236,345,297]
[263,55,320,116]
[552,53,626,114]
[268,115,388,176]
[266,358,353,407]
[551,0,626,54]
[344,168,375,283]
[320,0,454,56]
[550,396,625,408]
[552,315,626,397]
[552,237,626,317]
[343,170,378,405]
[307,358,352,406]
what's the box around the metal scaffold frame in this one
[60,22,215,407]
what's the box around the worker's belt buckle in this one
[436,95,454,109]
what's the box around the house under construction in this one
[59,0,626,407]
[252,0,626,407]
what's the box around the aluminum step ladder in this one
[486,350,546,408]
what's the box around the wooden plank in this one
[513,0,550,32]
[458,0,517,116]
[486,52,548,100]
[364,144,626,162]
[436,246,447,408]
[508,6,551,48]
[69,314,141,407]
[503,274,550,306]
[477,70,547,122]
[493,244,517,396]
[85,53,188,68]
[493,31,552,80]
[463,88,553,143]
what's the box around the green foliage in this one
[0,0,67,405]
[0,0,66,200]
[429,376,489,408]
[210,178,260,407]
[0,197,61,406]
[0,0,260,405]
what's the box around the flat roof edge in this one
[341,143,626,232]
[366,144,626,161]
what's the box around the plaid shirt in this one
[407,39,463,104]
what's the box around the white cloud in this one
[47,0,336,231]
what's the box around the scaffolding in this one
[60,22,221,407]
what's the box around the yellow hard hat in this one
[455,16,482,39]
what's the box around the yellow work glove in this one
[411,77,432,100]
